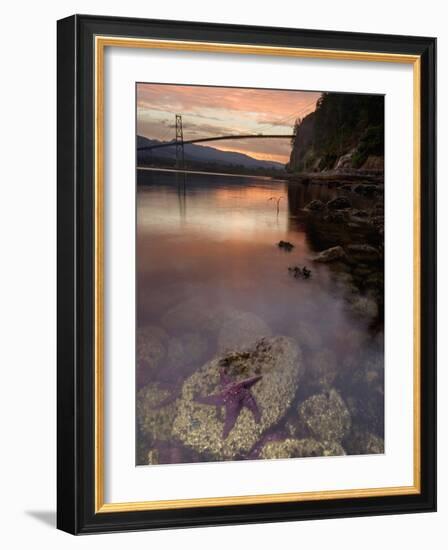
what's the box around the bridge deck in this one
[138,134,295,151]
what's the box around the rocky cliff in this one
[288,93,384,174]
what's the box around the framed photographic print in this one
[57,15,436,534]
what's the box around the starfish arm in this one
[243,392,262,423]
[222,399,240,439]
[240,374,263,390]
[196,393,224,407]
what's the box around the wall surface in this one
[0,1,444,547]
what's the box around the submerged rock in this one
[172,336,302,460]
[307,349,338,391]
[286,320,323,351]
[298,389,351,443]
[344,429,384,455]
[346,293,379,320]
[217,311,271,353]
[313,245,347,263]
[137,382,179,442]
[166,332,208,371]
[136,325,168,388]
[260,437,345,460]
[161,297,236,334]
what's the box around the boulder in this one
[346,294,379,320]
[166,332,208,371]
[286,320,323,351]
[137,382,179,442]
[307,349,338,391]
[172,336,302,460]
[304,199,326,212]
[298,389,351,443]
[313,245,347,263]
[136,325,168,388]
[346,244,381,262]
[327,196,352,210]
[344,429,384,455]
[260,437,345,459]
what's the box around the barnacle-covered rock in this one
[172,336,302,460]
[344,429,384,455]
[137,382,179,442]
[298,389,351,443]
[260,437,345,460]
[217,311,271,353]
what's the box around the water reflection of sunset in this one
[138,177,294,240]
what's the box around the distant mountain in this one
[137,135,285,171]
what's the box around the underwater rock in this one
[307,349,338,391]
[313,245,347,263]
[137,382,179,442]
[136,325,169,388]
[298,389,351,443]
[217,311,271,353]
[344,429,384,455]
[346,293,379,320]
[161,297,237,334]
[286,320,323,352]
[327,196,352,210]
[340,351,384,437]
[166,332,208,371]
[172,336,302,460]
[259,437,345,459]
[304,199,326,212]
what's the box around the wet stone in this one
[298,389,351,443]
[136,325,168,388]
[344,429,384,455]
[260,437,345,460]
[137,382,179,442]
[313,246,347,263]
[172,336,302,461]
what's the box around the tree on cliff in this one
[289,92,384,172]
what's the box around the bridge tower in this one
[175,114,185,170]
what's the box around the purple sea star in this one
[196,370,263,439]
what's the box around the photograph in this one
[135,83,386,466]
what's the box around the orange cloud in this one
[137,83,321,163]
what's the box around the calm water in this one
[136,168,384,463]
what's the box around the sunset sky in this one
[136,84,321,164]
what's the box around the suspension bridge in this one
[137,114,295,170]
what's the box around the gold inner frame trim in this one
[94,35,421,513]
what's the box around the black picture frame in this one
[57,14,436,534]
